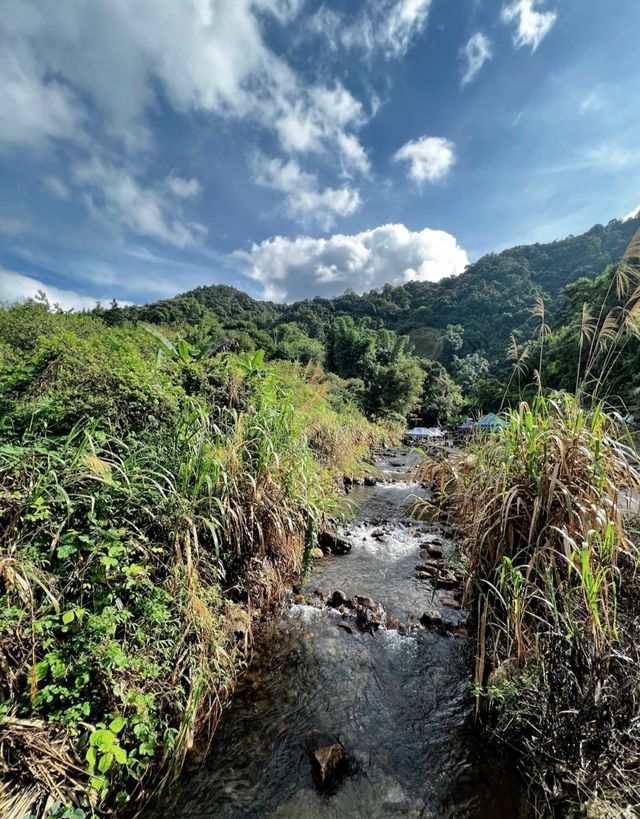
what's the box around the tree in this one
[325,316,377,380]
[418,359,463,426]
[451,352,490,395]
[272,322,324,365]
[365,357,425,419]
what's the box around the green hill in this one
[122,215,639,374]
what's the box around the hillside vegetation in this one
[111,214,640,419]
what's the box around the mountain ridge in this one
[122,213,639,373]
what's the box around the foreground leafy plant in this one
[0,305,392,817]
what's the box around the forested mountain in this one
[106,214,640,420]
[120,215,640,370]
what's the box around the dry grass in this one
[416,395,640,812]
[0,717,89,819]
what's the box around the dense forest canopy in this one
[99,214,640,422]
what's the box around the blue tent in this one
[478,413,506,430]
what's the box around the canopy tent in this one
[406,426,445,438]
[478,413,506,430]
[458,414,505,432]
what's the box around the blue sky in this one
[1,0,639,308]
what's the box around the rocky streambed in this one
[152,449,528,818]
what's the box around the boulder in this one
[306,731,349,792]
[364,476,377,486]
[318,530,352,556]
[420,608,443,628]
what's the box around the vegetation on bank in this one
[422,396,640,812]
[418,229,640,815]
[0,303,396,817]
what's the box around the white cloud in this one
[308,0,432,60]
[254,156,361,229]
[623,204,640,222]
[0,1,373,224]
[73,158,206,248]
[393,136,456,185]
[579,91,605,114]
[0,48,83,150]
[0,219,29,236]
[166,176,202,198]
[0,269,125,310]
[43,176,70,199]
[272,83,369,172]
[461,32,492,86]
[0,1,369,173]
[232,223,469,302]
[501,0,557,52]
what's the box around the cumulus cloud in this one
[73,158,206,248]
[393,136,456,185]
[232,223,469,302]
[254,156,361,229]
[0,269,126,310]
[501,0,557,52]
[461,32,492,86]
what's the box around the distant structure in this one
[404,426,445,446]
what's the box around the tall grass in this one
[418,395,640,810]
[417,229,640,812]
[0,309,384,817]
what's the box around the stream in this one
[153,449,527,818]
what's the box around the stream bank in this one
[152,449,529,818]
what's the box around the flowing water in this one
[154,450,527,818]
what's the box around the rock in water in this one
[305,731,348,792]
[328,589,350,608]
[354,595,386,632]
[420,608,443,628]
[318,530,352,555]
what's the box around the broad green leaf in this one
[109,716,126,734]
